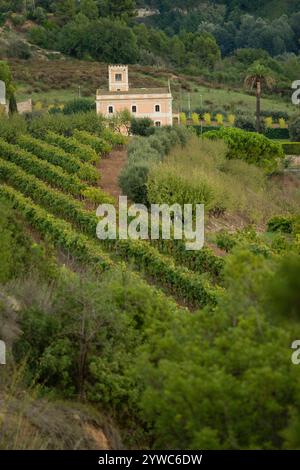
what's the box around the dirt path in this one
[98,148,127,200]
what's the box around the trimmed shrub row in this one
[0,184,113,272]
[0,157,219,307]
[150,239,224,281]
[281,142,300,155]
[264,128,290,140]
[0,158,98,235]
[0,139,111,204]
[43,131,99,164]
[16,135,99,184]
[73,130,112,155]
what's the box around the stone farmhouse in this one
[96,65,175,127]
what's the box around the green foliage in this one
[0,184,113,271]
[289,117,300,142]
[282,142,300,155]
[130,117,154,137]
[0,138,106,204]
[119,127,190,204]
[264,128,290,140]
[204,127,284,172]
[43,131,98,164]
[0,114,26,142]
[0,199,30,283]
[16,135,99,184]
[235,114,256,132]
[73,129,112,155]
[62,99,95,115]
[27,112,105,139]
[267,215,296,234]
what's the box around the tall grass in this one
[147,136,300,224]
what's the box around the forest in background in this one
[1,1,300,92]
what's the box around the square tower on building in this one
[97,65,174,128]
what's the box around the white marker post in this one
[0,80,6,106]
[0,340,6,365]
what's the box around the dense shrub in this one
[130,117,155,136]
[119,127,190,204]
[281,142,300,155]
[27,112,105,138]
[235,114,256,132]
[119,162,150,205]
[0,114,27,142]
[264,128,290,140]
[267,215,295,233]
[63,99,96,115]
[204,127,284,172]
[289,116,300,142]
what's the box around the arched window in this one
[132,105,137,113]
[108,105,114,114]
[155,121,161,127]
[155,104,161,112]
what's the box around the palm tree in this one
[244,62,275,133]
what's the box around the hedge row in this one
[264,128,290,140]
[43,131,99,164]
[106,238,220,307]
[73,130,112,155]
[150,239,224,281]
[192,125,290,141]
[281,142,300,155]
[0,158,98,235]
[16,135,99,184]
[0,139,112,204]
[0,157,219,307]
[0,184,113,272]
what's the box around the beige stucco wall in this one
[96,92,173,126]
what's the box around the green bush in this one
[27,112,105,138]
[119,162,150,205]
[204,127,284,172]
[120,127,191,204]
[289,116,300,142]
[0,114,27,142]
[131,117,155,136]
[281,142,300,155]
[264,128,289,140]
[267,215,295,234]
[235,114,256,132]
[63,99,95,115]
[102,128,127,146]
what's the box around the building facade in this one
[96,65,173,127]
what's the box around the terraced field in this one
[0,128,223,308]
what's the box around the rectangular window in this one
[115,73,122,82]
[155,104,160,112]
[108,106,114,114]
[155,121,161,127]
[132,105,137,113]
